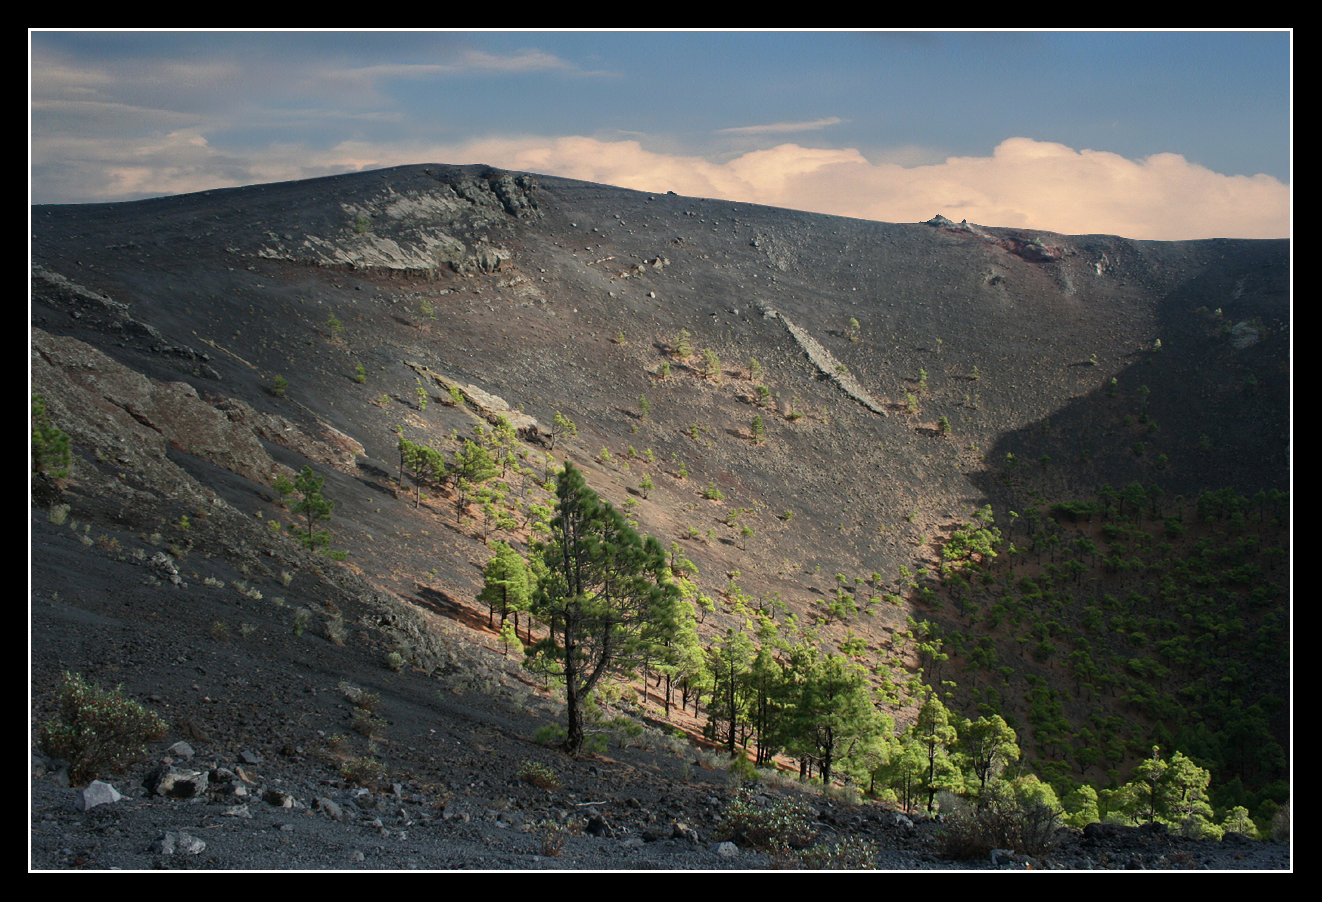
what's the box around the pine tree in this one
[706,626,756,757]
[549,411,578,451]
[479,541,532,633]
[915,691,959,813]
[527,463,679,756]
[873,733,929,814]
[956,714,1020,801]
[275,466,337,553]
[783,651,880,786]
[31,392,72,478]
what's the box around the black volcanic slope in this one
[30,164,1289,869]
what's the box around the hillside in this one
[29,164,1289,869]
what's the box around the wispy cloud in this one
[336,49,585,81]
[717,117,845,135]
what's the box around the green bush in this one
[773,836,879,870]
[534,724,567,746]
[717,788,818,851]
[728,755,759,784]
[340,755,385,787]
[39,672,167,784]
[518,760,562,790]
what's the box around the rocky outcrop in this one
[257,170,538,276]
[31,327,363,506]
[407,362,543,441]
[31,328,285,504]
[756,305,888,417]
[32,267,217,379]
[926,215,1068,264]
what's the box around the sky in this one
[29,30,1291,240]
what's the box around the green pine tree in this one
[479,541,532,634]
[527,462,679,756]
[32,392,72,478]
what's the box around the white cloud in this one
[465,135,1289,239]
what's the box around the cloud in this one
[32,131,1288,241]
[717,117,845,135]
[333,49,584,83]
[464,135,1289,240]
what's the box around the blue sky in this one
[29,30,1291,239]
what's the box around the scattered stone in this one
[263,788,296,808]
[75,780,123,811]
[144,764,207,798]
[154,832,206,856]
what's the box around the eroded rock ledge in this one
[755,304,888,417]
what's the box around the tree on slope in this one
[527,462,678,756]
[783,650,881,786]
[956,714,1020,803]
[705,626,756,758]
[478,541,532,635]
[915,691,960,813]
[275,466,336,553]
[32,392,72,479]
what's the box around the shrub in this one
[326,613,349,642]
[716,788,818,851]
[340,755,385,787]
[39,672,167,784]
[518,760,562,790]
[936,786,1061,860]
[728,755,759,785]
[534,724,567,747]
[351,710,385,739]
[537,819,570,856]
[774,836,879,870]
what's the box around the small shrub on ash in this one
[716,788,818,851]
[772,836,880,870]
[39,672,167,784]
[518,760,562,790]
[340,754,385,787]
[537,819,571,857]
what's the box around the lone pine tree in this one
[275,466,336,553]
[31,392,71,479]
[527,462,678,756]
